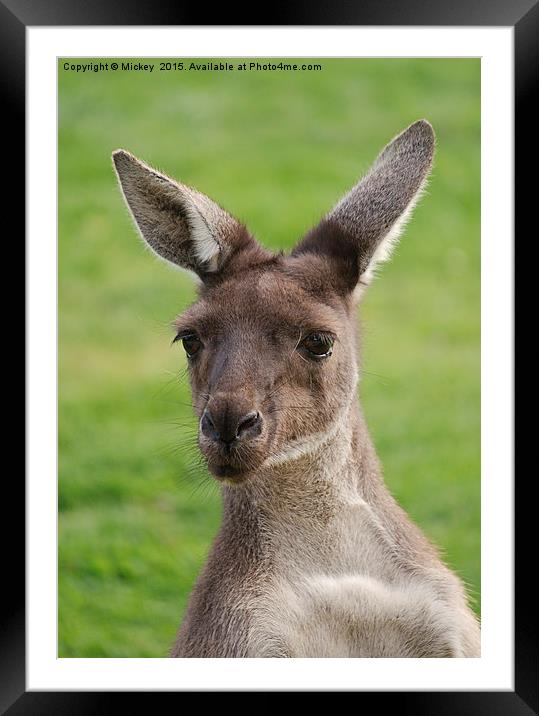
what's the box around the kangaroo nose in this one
[201,407,262,445]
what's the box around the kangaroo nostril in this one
[236,411,261,439]
[201,409,219,441]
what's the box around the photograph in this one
[58,57,481,658]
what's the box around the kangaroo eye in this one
[174,332,203,358]
[300,332,334,359]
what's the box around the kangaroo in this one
[113,120,480,658]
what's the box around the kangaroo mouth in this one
[211,463,244,479]
[204,448,264,483]
[207,460,256,486]
[199,431,267,483]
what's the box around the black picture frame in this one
[9,0,531,710]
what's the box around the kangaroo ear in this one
[293,120,435,296]
[112,150,257,278]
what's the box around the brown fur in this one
[113,120,481,658]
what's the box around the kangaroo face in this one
[174,263,357,482]
[113,120,435,484]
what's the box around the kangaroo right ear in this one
[112,150,258,278]
[293,120,435,297]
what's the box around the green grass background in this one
[58,58,480,657]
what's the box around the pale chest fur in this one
[241,492,477,657]
[174,423,480,658]
[250,575,473,657]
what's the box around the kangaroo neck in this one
[214,397,439,585]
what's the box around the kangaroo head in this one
[113,120,435,484]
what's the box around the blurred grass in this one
[58,58,480,657]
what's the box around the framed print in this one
[9,0,532,709]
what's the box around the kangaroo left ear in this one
[293,120,435,296]
[112,150,261,279]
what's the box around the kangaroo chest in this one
[250,571,460,657]
[245,500,460,657]
[176,480,478,658]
